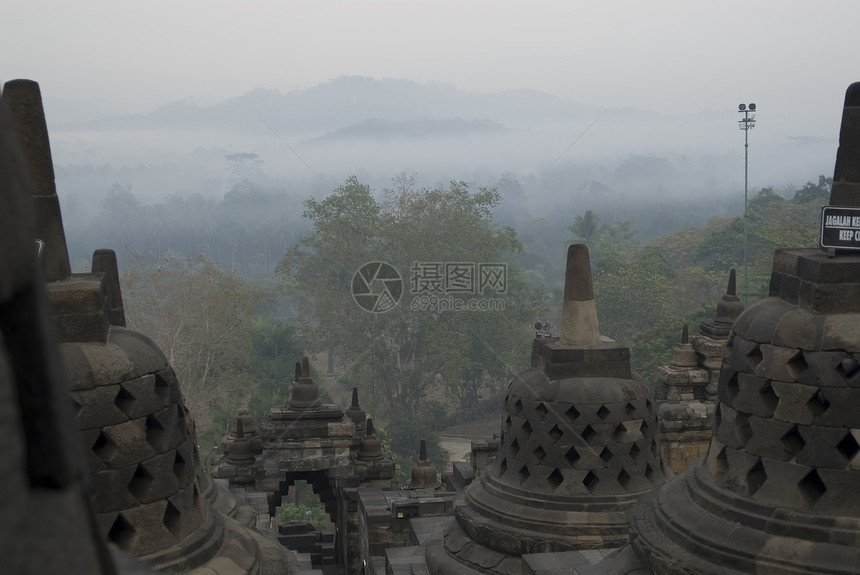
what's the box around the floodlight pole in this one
[738,103,756,305]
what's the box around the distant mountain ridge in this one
[55,76,602,138]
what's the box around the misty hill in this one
[57,76,602,134]
[306,117,508,143]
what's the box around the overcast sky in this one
[2,0,859,135]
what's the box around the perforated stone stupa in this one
[630,81,860,575]
[426,244,666,574]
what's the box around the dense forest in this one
[63,169,831,481]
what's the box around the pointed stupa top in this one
[560,244,601,346]
[227,417,255,465]
[714,268,744,325]
[230,409,256,437]
[670,323,698,368]
[288,356,321,410]
[3,79,70,282]
[409,438,440,489]
[346,386,367,431]
[91,249,125,327]
[830,82,860,207]
[357,417,384,461]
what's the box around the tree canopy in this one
[277,175,544,422]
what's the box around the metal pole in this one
[743,109,749,306]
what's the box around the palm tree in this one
[569,210,601,245]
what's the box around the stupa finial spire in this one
[560,244,601,346]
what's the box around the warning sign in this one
[821,206,860,250]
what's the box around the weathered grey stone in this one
[795,425,855,468]
[71,383,129,430]
[732,373,778,418]
[771,381,820,425]
[743,415,797,461]
[92,249,126,327]
[3,79,71,282]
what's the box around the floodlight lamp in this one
[749,103,756,111]
[534,322,543,330]
[738,104,746,111]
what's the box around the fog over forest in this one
[51,75,836,256]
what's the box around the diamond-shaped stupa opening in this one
[154,372,170,402]
[734,412,753,447]
[92,430,118,463]
[781,425,805,456]
[707,444,729,475]
[747,460,767,496]
[582,470,598,491]
[127,464,154,500]
[798,469,827,506]
[145,413,166,450]
[758,381,779,414]
[108,513,136,552]
[837,432,860,461]
[618,468,631,490]
[629,442,642,463]
[518,464,530,484]
[807,389,830,419]
[581,424,596,443]
[499,457,508,476]
[787,350,808,379]
[511,438,521,457]
[173,451,187,482]
[513,398,524,414]
[599,446,613,464]
[549,424,564,442]
[533,445,546,463]
[565,447,580,465]
[547,468,564,491]
[163,500,182,539]
[838,356,860,380]
[566,405,580,423]
[535,402,548,418]
[114,385,136,415]
[521,420,533,438]
[746,345,763,370]
[725,372,740,404]
[597,405,611,420]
